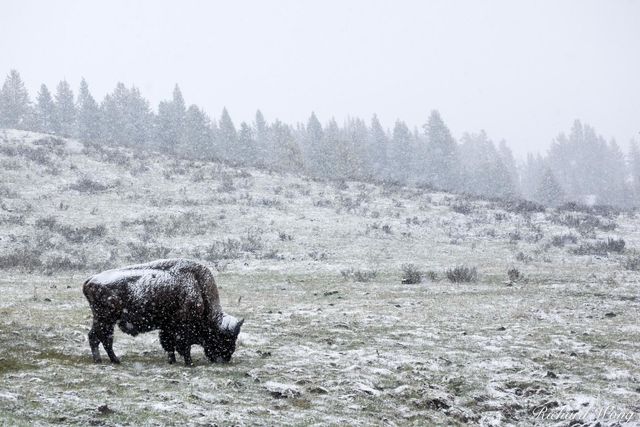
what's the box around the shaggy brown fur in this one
[83,258,243,365]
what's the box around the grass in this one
[0,130,639,425]
[1,272,639,425]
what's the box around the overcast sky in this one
[1,0,638,157]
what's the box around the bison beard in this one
[82,258,244,366]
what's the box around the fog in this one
[2,0,638,157]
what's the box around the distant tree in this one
[237,121,256,164]
[304,112,324,176]
[269,120,304,172]
[423,110,459,190]
[368,114,388,176]
[253,110,268,165]
[600,140,629,207]
[101,82,153,146]
[125,86,154,146]
[156,84,186,153]
[459,131,516,199]
[322,118,363,179]
[217,107,237,160]
[630,141,640,204]
[53,80,76,136]
[534,167,565,207]
[389,120,412,182]
[548,120,632,206]
[76,78,101,141]
[344,117,370,179]
[35,84,55,133]
[184,104,213,157]
[520,153,546,200]
[497,140,520,196]
[0,69,31,129]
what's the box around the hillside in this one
[1,129,639,425]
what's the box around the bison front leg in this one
[176,340,193,366]
[159,329,176,364]
[88,323,102,363]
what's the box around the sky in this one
[1,0,639,157]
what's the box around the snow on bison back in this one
[82,258,243,366]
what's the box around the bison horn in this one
[234,318,244,334]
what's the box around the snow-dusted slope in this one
[1,129,639,425]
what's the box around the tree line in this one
[1,69,638,207]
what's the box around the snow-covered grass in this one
[1,129,639,425]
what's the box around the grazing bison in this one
[82,258,244,366]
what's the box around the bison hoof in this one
[110,358,121,364]
[93,358,102,364]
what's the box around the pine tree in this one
[101,83,152,146]
[54,80,76,136]
[304,112,324,176]
[630,141,640,204]
[184,105,213,157]
[389,120,412,182]
[497,140,520,196]
[0,69,31,129]
[126,86,154,146]
[459,131,515,198]
[35,84,55,133]
[521,153,546,200]
[253,110,268,166]
[424,110,459,190]
[344,117,370,179]
[76,78,100,141]
[269,120,303,172]
[534,167,565,207]
[217,107,237,160]
[156,84,186,153]
[237,121,256,164]
[368,114,388,176]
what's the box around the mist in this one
[2,0,639,158]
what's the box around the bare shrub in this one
[41,250,87,272]
[0,185,19,199]
[424,270,438,281]
[507,267,523,282]
[571,238,625,256]
[278,231,294,241]
[508,231,522,242]
[308,250,328,261]
[341,267,378,282]
[401,264,422,284]
[516,251,533,263]
[550,213,617,233]
[502,199,545,214]
[446,265,478,283]
[452,203,473,215]
[241,230,264,253]
[127,242,171,262]
[623,254,640,271]
[68,177,110,193]
[35,216,107,243]
[0,213,25,226]
[217,177,235,192]
[551,233,578,247]
[0,246,42,269]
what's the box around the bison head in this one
[204,314,244,363]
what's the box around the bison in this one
[82,258,243,366]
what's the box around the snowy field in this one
[1,130,639,425]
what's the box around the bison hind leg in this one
[92,318,120,364]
